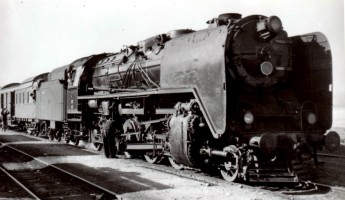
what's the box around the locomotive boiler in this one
[74,13,339,182]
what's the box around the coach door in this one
[10,91,15,116]
[1,94,3,108]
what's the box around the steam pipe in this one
[201,148,229,157]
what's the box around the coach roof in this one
[0,83,20,93]
[49,65,69,81]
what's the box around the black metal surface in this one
[161,26,228,137]
[169,114,195,166]
[290,32,332,130]
[230,15,291,88]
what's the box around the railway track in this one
[0,145,119,200]
[309,153,345,193]
[2,131,345,200]
[317,153,345,159]
[274,153,345,198]
[310,181,345,193]
[275,180,345,200]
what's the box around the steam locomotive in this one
[0,13,340,182]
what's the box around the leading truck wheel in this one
[56,130,62,142]
[220,161,240,182]
[92,143,103,151]
[220,151,240,182]
[35,130,40,137]
[72,138,79,146]
[168,157,184,170]
[63,132,70,144]
[144,152,163,164]
[90,129,103,151]
[124,151,132,159]
[124,151,140,159]
[47,129,54,141]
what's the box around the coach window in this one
[23,93,25,104]
[27,92,29,103]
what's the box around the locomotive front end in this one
[219,14,340,182]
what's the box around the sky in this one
[0,0,344,104]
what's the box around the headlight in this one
[260,61,274,76]
[244,111,254,124]
[257,16,283,39]
[267,16,283,33]
[307,112,317,124]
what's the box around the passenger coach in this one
[0,83,20,128]
[14,73,49,133]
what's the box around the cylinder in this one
[209,149,229,157]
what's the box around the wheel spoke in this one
[220,165,239,182]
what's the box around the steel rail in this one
[5,145,121,200]
[317,153,345,159]
[309,181,345,193]
[0,165,40,200]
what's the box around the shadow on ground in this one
[54,163,172,194]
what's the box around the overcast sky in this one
[1,0,344,102]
